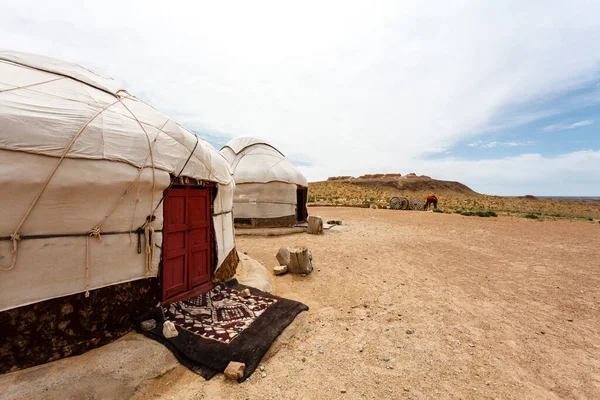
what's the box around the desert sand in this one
[135,207,600,399]
[2,207,599,399]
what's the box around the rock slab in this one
[288,248,313,274]
[273,265,288,275]
[224,361,246,380]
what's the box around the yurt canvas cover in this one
[0,51,237,372]
[220,137,308,227]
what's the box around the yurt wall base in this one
[234,215,297,228]
[0,278,159,374]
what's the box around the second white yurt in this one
[220,137,309,228]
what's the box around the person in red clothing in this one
[424,194,438,210]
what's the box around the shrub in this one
[524,214,540,219]
[433,208,444,213]
[457,210,497,217]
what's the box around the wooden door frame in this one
[161,179,216,304]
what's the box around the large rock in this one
[275,247,313,275]
[288,248,313,274]
[224,361,245,380]
[235,252,273,293]
[308,216,323,235]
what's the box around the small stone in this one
[305,327,311,333]
[162,321,179,338]
[301,273,307,277]
[273,265,288,275]
[383,357,390,362]
[341,389,347,393]
[259,365,265,371]
[160,369,167,375]
[567,319,574,322]
[140,319,156,331]
[406,329,414,335]
[261,372,267,378]
[541,330,545,335]
[359,345,364,353]
[239,288,251,298]
[301,357,306,362]
[468,343,475,348]
[403,387,410,392]
[224,361,245,380]
[327,220,342,226]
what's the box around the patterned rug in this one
[163,282,277,344]
[136,279,308,381]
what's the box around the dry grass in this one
[308,181,600,221]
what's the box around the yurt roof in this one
[0,51,233,186]
[221,136,284,156]
[220,137,308,186]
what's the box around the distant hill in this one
[321,173,478,195]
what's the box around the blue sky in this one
[1,0,600,196]
[447,105,599,161]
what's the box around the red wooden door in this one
[162,186,212,302]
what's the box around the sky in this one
[1,0,599,196]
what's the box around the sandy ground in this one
[4,207,600,399]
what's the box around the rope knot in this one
[88,227,102,240]
[9,233,21,254]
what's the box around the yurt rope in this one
[115,97,159,278]
[128,119,169,247]
[151,135,200,216]
[0,77,66,94]
[0,99,120,272]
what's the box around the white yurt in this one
[0,51,237,373]
[220,137,309,228]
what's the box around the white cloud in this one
[468,140,536,148]
[418,150,600,196]
[1,0,600,194]
[542,120,594,132]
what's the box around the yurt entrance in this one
[297,187,308,222]
[162,186,213,303]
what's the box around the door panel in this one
[188,189,211,289]
[162,188,188,300]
